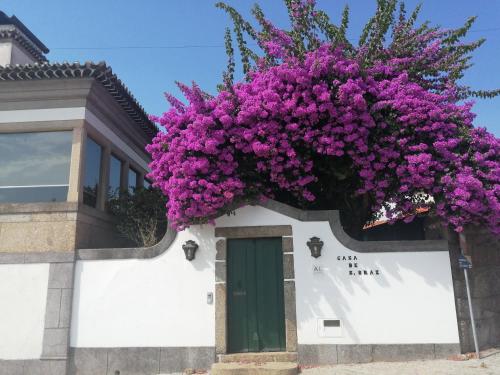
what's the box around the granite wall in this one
[448,227,500,353]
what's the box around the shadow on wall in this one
[297,238,456,344]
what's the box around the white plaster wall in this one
[0,263,49,359]
[293,224,460,344]
[71,205,459,348]
[71,225,216,347]
[217,206,459,345]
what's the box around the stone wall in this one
[0,203,78,252]
[448,227,500,352]
[0,202,132,253]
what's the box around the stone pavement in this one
[300,348,500,375]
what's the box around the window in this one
[128,168,138,194]
[108,154,122,200]
[0,131,72,203]
[143,178,151,189]
[83,137,102,207]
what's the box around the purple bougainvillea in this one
[147,1,500,234]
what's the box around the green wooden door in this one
[227,237,286,353]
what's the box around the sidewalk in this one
[301,348,500,375]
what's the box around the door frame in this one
[214,225,298,355]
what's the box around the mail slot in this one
[233,291,247,296]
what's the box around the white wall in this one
[218,206,459,345]
[0,263,49,359]
[71,226,216,347]
[292,222,460,344]
[0,42,12,66]
[71,205,459,348]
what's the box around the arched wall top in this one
[76,199,447,261]
[76,226,177,261]
[260,199,448,253]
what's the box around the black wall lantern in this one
[182,240,199,261]
[307,236,324,258]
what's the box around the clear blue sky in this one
[2,0,499,135]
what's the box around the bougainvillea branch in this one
[147,0,499,236]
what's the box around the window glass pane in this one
[108,155,122,200]
[143,179,151,189]
[83,137,102,207]
[0,131,72,203]
[128,168,138,194]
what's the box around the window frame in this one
[0,130,73,204]
[82,136,103,208]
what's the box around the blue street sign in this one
[458,255,472,269]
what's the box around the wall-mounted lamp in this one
[307,236,324,258]
[182,240,199,261]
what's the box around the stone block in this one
[283,281,297,352]
[23,359,66,375]
[282,237,293,253]
[219,352,297,363]
[160,347,215,373]
[215,283,227,355]
[283,254,294,279]
[0,360,24,375]
[68,348,108,375]
[25,252,75,263]
[216,240,226,260]
[434,344,460,359]
[32,213,70,222]
[0,214,31,223]
[48,263,74,289]
[44,288,62,329]
[337,345,373,364]
[285,318,297,353]
[372,344,435,362]
[211,362,298,375]
[298,344,338,365]
[0,220,77,252]
[215,261,226,283]
[59,288,73,328]
[107,347,160,375]
[42,328,69,358]
[215,225,292,239]
[0,252,25,264]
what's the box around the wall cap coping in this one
[0,251,75,264]
[75,199,447,261]
[260,199,448,253]
[0,202,78,215]
[76,227,177,261]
